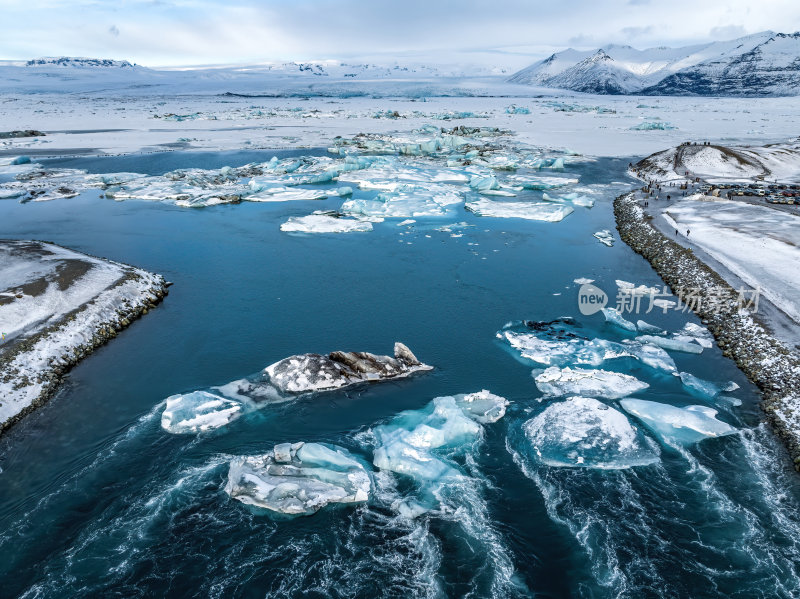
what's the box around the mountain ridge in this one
[508,31,800,96]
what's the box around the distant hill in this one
[508,32,800,96]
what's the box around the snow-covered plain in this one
[662,197,800,325]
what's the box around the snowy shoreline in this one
[614,192,800,469]
[0,240,168,434]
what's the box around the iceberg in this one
[636,320,665,335]
[160,343,431,434]
[265,342,432,394]
[371,390,508,515]
[678,372,737,400]
[498,320,676,374]
[675,322,714,349]
[601,307,637,332]
[505,174,579,190]
[594,230,614,246]
[160,391,243,434]
[225,442,371,515]
[636,335,703,354]
[465,198,574,222]
[620,399,737,445]
[534,366,649,399]
[246,187,328,202]
[523,396,659,469]
[280,212,373,233]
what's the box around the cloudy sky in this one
[2,0,799,67]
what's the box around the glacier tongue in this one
[523,396,660,469]
[224,442,372,515]
[620,399,738,445]
[534,366,649,400]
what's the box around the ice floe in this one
[601,307,637,332]
[523,396,659,469]
[534,366,649,399]
[371,390,507,516]
[160,342,431,433]
[266,342,431,394]
[620,399,737,445]
[161,391,243,434]
[498,319,676,374]
[280,212,373,233]
[225,442,371,515]
[465,198,574,221]
[594,229,615,246]
[636,334,704,354]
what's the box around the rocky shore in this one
[614,192,800,469]
[0,241,169,434]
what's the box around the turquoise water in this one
[1,150,799,598]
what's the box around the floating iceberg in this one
[678,372,737,400]
[675,322,714,349]
[601,307,637,332]
[161,343,431,434]
[498,320,676,373]
[265,342,432,394]
[594,230,614,246]
[636,335,703,354]
[225,442,371,515]
[630,121,676,131]
[636,320,665,335]
[371,390,507,515]
[505,104,531,114]
[465,198,574,222]
[620,399,737,445]
[161,391,243,434]
[280,212,373,233]
[246,187,328,202]
[534,366,649,399]
[506,174,579,190]
[523,396,659,469]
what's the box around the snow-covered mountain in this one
[509,32,800,96]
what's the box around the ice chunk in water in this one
[678,371,737,400]
[161,391,243,434]
[225,442,371,515]
[594,230,614,246]
[636,335,704,354]
[523,396,659,469]
[636,320,665,335]
[280,212,373,233]
[675,322,714,349]
[371,391,508,515]
[535,366,649,399]
[161,343,431,434]
[465,199,574,222]
[265,342,432,394]
[620,399,737,445]
[601,307,637,332]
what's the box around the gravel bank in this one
[614,192,800,469]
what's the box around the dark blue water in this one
[1,151,799,599]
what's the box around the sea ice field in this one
[2,93,800,599]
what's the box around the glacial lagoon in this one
[1,147,800,598]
